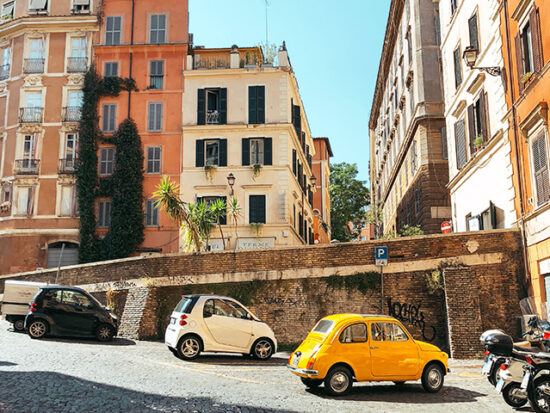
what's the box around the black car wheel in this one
[301,377,323,388]
[421,363,444,393]
[252,338,274,360]
[502,382,528,408]
[324,366,353,396]
[95,324,115,342]
[177,335,202,360]
[13,319,25,332]
[27,319,48,339]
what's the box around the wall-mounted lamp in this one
[227,173,236,196]
[463,46,502,77]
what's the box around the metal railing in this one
[19,107,43,123]
[58,158,77,174]
[194,55,231,70]
[24,58,45,74]
[67,57,87,73]
[0,64,10,81]
[14,159,40,175]
[62,106,81,122]
[206,110,220,125]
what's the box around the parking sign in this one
[375,246,388,266]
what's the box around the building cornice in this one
[0,15,98,37]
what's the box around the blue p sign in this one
[375,246,388,266]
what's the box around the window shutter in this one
[219,88,227,124]
[242,138,250,166]
[158,14,166,43]
[292,105,301,137]
[248,86,257,124]
[150,15,158,44]
[257,86,265,124]
[515,34,525,93]
[533,136,550,205]
[468,14,479,50]
[264,137,272,166]
[479,92,488,141]
[292,149,297,175]
[148,103,155,131]
[195,139,204,167]
[219,139,227,166]
[301,131,306,152]
[197,89,205,125]
[453,47,462,88]
[467,103,475,154]
[147,147,154,172]
[249,195,266,224]
[530,7,544,73]
[455,119,467,169]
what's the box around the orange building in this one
[93,0,189,253]
[312,137,332,243]
[500,0,550,302]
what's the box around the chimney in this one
[230,44,240,69]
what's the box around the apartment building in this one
[312,137,332,244]
[499,0,550,303]
[369,0,450,237]
[439,0,516,232]
[0,0,97,274]
[181,44,317,250]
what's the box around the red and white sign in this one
[441,221,452,234]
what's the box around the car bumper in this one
[164,325,180,348]
[287,365,319,376]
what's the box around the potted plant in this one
[252,163,262,181]
[474,135,484,150]
[521,72,533,85]
[204,165,216,183]
[249,222,263,238]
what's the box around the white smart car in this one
[165,295,277,360]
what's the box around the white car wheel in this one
[177,336,202,360]
[253,339,273,360]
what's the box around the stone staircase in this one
[117,287,149,340]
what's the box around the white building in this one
[439,0,516,232]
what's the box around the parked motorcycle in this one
[519,353,550,413]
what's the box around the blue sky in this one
[189,0,391,184]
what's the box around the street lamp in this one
[310,175,317,190]
[462,46,502,77]
[227,173,236,196]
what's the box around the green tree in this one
[210,198,227,249]
[329,162,370,242]
[227,197,242,250]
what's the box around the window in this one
[42,289,62,308]
[197,88,227,125]
[520,22,534,75]
[312,319,334,334]
[468,92,488,152]
[292,103,301,137]
[455,119,467,169]
[197,196,226,224]
[468,13,479,51]
[22,134,36,162]
[64,133,78,167]
[205,141,219,166]
[147,102,162,132]
[516,8,543,91]
[29,0,47,12]
[72,0,90,14]
[145,199,159,227]
[60,185,76,216]
[195,139,227,167]
[149,60,164,89]
[26,39,45,73]
[453,46,462,88]
[242,137,272,166]
[371,322,409,342]
[97,200,112,228]
[251,139,264,165]
[62,290,92,308]
[249,195,266,224]
[104,62,118,77]
[339,323,367,343]
[1,47,11,80]
[105,16,122,45]
[68,37,87,72]
[146,146,161,174]
[248,86,265,124]
[450,0,457,16]
[203,299,249,319]
[1,1,14,20]
[532,133,550,206]
[15,187,34,216]
[102,103,116,132]
[149,14,166,44]
[99,147,115,175]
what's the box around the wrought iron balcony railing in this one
[58,158,77,174]
[14,159,40,175]
[62,106,81,122]
[24,58,45,74]
[206,110,220,125]
[67,57,87,73]
[0,64,10,81]
[19,107,43,123]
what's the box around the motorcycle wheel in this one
[502,382,528,408]
[529,376,550,413]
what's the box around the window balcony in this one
[58,158,77,174]
[0,64,10,80]
[67,57,87,73]
[62,106,81,122]
[24,58,45,74]
[14,159,40,175]
[206,110,220,125]
[19,107,43,123]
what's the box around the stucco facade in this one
[440,0,516,233]
[312,137,332,244]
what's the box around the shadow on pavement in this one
[185,353,288,367]
[0,370,288,413]
[40,336,136,346]
[306,382,487,404]
[0,361,17,367]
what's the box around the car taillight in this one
[288,353,294,364]
[307,358,315,370]
[543,331,550,340]
[179,314,187,326]
[500,363,509,370]
[526,356,533,365]
[30,302,37,312]
[484,350,490,356]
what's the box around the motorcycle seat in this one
[513,344,544,353]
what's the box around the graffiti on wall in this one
[387,298,437,342]
[263,297,298,306]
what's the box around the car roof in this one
[321,313,399,323]
[40,285,88,294]
[184,294,241,301]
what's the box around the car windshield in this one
[174,297,195,313]
[312,319,334,334]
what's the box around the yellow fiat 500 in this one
[288,314,449,396]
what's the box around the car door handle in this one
[370,346,379,350]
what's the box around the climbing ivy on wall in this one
[77,65,141,263]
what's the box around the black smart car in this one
[25,286,118,342]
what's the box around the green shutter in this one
[195,139,204,167]
[219,88,227,124]
[219,139,227,166]
[257,86,265,124]
[248,86,257,124]
[467,103,475,154]
[249,195,266,224]
[264,137,272,165]
[454,47,462,88]
[242,138,250,166]
[197,89,205,125]
[292,149,297,175]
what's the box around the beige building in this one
[181,44,316,250]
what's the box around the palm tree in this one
[152,177,202,252]
[227,197,242,250]
[210,198,227,249]
[189,201,214,251]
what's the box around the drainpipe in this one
[503,0,531,285]
[128,0,135,118]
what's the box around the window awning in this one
[30,0,47,10]
[1,4,14,17]
[73,0,89,5]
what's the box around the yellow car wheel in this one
[324,366,353,396]
[421,363,444,393]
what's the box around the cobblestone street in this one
[0,319,525,412]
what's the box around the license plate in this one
[292,355,300,367]
[482,359,494,375]
[496,379,505,393]
[521,372,531,389]
[170,317,176,325]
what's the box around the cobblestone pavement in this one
[0,319,528,412]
